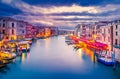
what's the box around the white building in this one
[0,17,27,41]
[112,20,120,59]
[0,17,16,40]
[16,21,27,40]
[74,24,92,39]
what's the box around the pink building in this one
[25,24,37,38]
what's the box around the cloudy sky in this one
[0,0,120,28]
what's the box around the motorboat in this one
[23,38,33,45]
[97,56,116,66]
[0,51,16,61]
[18,41,30,52]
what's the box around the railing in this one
[114,45,120,49]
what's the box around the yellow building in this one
[44,28,51,37]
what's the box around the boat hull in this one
[18,48,30,52]
[97,57,115,66]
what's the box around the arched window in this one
[12,23,14,28]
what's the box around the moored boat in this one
[18,41,30,52]
[0,51,17,61]
[97,56,116,66]
[23,38,33,45]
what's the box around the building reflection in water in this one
[77,47,97,63]
[77,49,83,62]
[84,48,97,63]
[36,39,40,45]
[44,38,50,50]
[21,52,30,62]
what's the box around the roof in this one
[0,17,16,21]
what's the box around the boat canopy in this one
[23,38,32,41]
[18,41,29,44]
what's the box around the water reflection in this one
[1,36,120,79]
[77,49,83,62]
[0,52,30,76]
[75,47,97,63]
[21,52,30,62]
[44,38,50,49]
[83,48,97,63]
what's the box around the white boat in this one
[18,41,30,52]
[97,56,116,66]
[23,38,33,45]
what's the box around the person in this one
[15,44,18,53]
[19,46,22,55]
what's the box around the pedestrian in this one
[19,46,22,55]
[15,44,18,53]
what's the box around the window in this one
[104,36,105,41]
[116,25,118,30]
[108,37,110,42]
[116,32,118,36]
[12,29,14,34]
[2,30,5,34]
[104,29,105,34]
[6,36,8,39]
[12,23,14,28]
[22,30,24,33]
[115,39,118,45]
[3,23,5,27]
[108,29,110,33]
[3,20,5,22]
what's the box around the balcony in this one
[114,45,120,49]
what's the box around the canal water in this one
[0,36,120,79]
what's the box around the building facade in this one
[0,17,17,41]
[0,17,27,41]
[26,24,37,38]
[112,20,120,59]
[96,23,113,51]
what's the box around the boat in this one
[23,38,33,45]
[66,41,75,45]
[65,35,72,40]
[0,51,17,61]
[18,41,30,52]
[97,56,116,66]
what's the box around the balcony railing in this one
[114,45,120,49]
